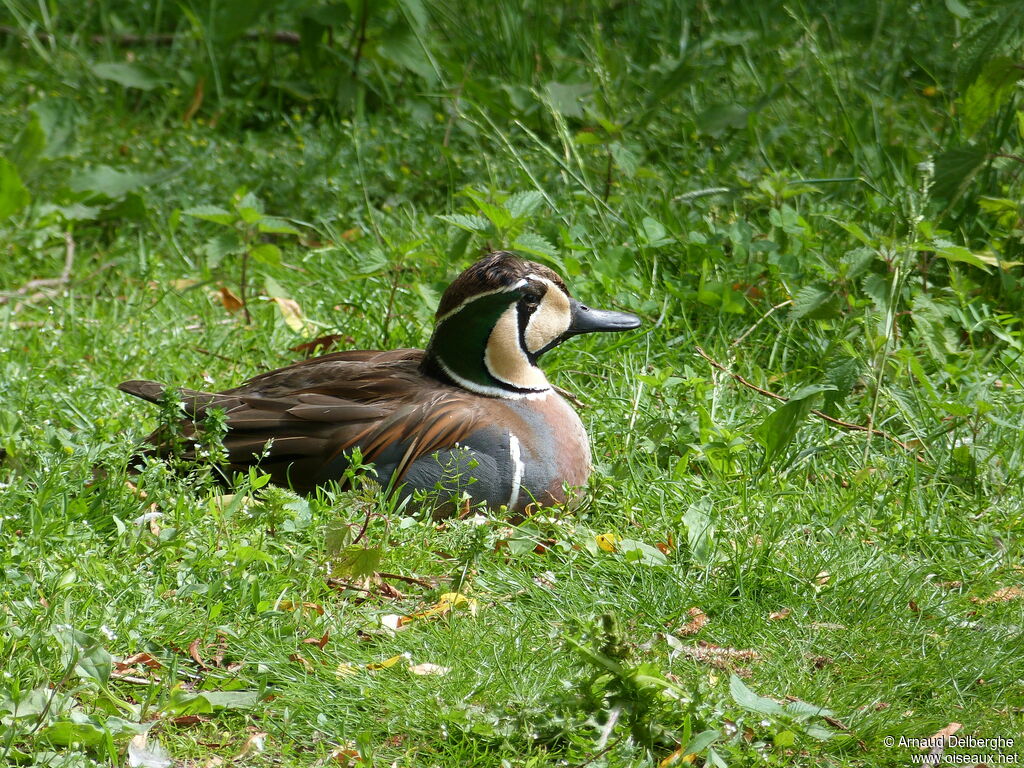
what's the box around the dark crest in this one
[435,251,569,319]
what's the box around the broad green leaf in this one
[398,0,429,32]
[0,157,29,219]
[38,715,105,748]
[505,190,545,220]
[335,545,382,579]
[513,231,556,257]
[545,81,590,119]
[250,243,282,266]
[831,218,874,246]
[730,674,784,715]
[70,165,161,199]
[696,103,748,137]
[681,729,721,758]
[682,500,715,567]
[75,642,112,686]
[790,281,840,320]
[183,205,236,226]
[754,386,829,466]
[932,145,988,202]
[92,61,167,91]
[640,216,671,247]
[378,26,436,82]
[32,97,78,158]
[960,57,1020,137]
[437,213,491,233]
[945,0,970,18]
[617,538,669,566]
[257,216,301,235]
[861,272,891,311]
[162,687,259,716]
[933,240,996,272]
[11,115,46,173]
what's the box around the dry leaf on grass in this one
[673,640,760,677]
[924,722,962,758]
[408,662,450,676]
[329,745,360,765]
[768,608,792,621]
[381,592,478,630]
[677,607,708,636]
[273,296,309,333]
[277,600,325,615]
[218,285,244,313]
[233,732,267,761]
[302,632,330,649]
[970,586,1023,604]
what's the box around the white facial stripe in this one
[524,278,572,354]
[484,306,550,392]
[436,279,528,324]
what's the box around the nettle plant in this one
[178,188,302,324]
[437,187,564,268]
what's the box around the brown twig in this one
[350,0,369,78]
[694,345,923,460]
[376,571,438,589]
[1,232,75,308]
[553,384,587,410]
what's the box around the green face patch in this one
[428,290,521,390]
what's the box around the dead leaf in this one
[289,653,314,671]
[908,600,920,613]
[768,608,792,621]
[272,296,308,333]
[169,714,208,727]
[385,592,478,629]
[233,732,267,761]
[290,334,346,357]
[927,722,962,745]
[970,586,1023,604]
[277,600,325,615]
[408,662,450,676]
[659,744,697,766]
[330,745,360,765]
[366,653,409,671]
[675,641,760,673]
[677,607,708,636]
[218,285,244,313]
[814,570,831,586]
[302,632,330,649]
[188,638,210,669]
[182,76,205,123]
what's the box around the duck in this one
[119,251,641,513]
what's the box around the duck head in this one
[423,252,641,398]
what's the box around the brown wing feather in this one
[121,348,484,493]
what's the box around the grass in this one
[2,1,1023,765]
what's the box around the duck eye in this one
[522,295,541,312]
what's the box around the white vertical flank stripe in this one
[508,433,523,511]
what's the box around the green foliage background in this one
[1,1,1023,766]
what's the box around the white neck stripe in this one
[507,433,523,510]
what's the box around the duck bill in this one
[565,299,642,336]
